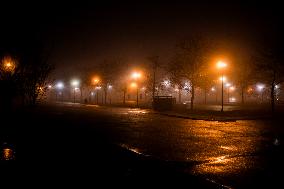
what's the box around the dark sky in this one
[1,1,283,77]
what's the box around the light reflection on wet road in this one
[22,103,282,188]
[80,105,283,188]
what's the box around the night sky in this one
[1,1,283,77]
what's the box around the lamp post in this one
[229,86,235,103]
[136,86,139,107]
[221,76,224,111]
[71,79,79,103]
[211,87,217,103]
[95,86,101,104]
[217,61,227,112]
[55,82,64,102]
[257,84,265,103]
[108,85,112,104]
[2,56,16,73]
[131,71,142,107]
[92,77,100,105]
[1,56,16,80]
[141,87,146,101]
[130,82,138,107]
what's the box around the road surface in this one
[2,103,284,188]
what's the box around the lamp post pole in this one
[97,90,99,104]
[221,74,224,112]
[217,61,227,112]
[228,86,230,103]
[215,90,218,103]
[73,88,75,103]
[136,87,139,107]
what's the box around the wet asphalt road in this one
[2,103,284,188]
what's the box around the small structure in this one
[153,96,175,111]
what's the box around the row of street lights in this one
[49,63,279,110]
[51,66,231,109]
[50,71,144,105]
[52,80,80,103]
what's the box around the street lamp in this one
[56,82,64,90]
[91,76,101,104]
[229,86,235,103]
[108,85,112,104]
[130,82,139,107]
[55,82,64,101]
[2,56,16,73]
[257,84,265,103]
[217,61,227,112]
[1,56,16,80]
[92,77,100,85]
[95,86,101,104]
[71,79,80,103]
[141,87,146,100]
[131,72,141,80]
[225,83,231,103]
[131,71,142,107]
[211,87,217,103]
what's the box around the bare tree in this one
[147,56,159,100]
[1,43,54,106]
[97,58,124,104]
[231,49,256,105]
[198,70,213,104]
[78,69,95,103]
[167,55,184,104]
[256,46,284,113]
[19,47,54,105]
[0,55,18,111]
[171,35,212,110]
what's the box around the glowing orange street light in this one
[217,61,227,69]
[130,71,142,107]
[216,61,227,112]
[5,62,11,68]
[131,72,142,80]
[129,82,139,107]
[92,77,100,85]
[247,87,253,93]
[219,76,227,82]
[130,82,137,88]
[2,56,16,73]
[91,77,101,104]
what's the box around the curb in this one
[155,112,272,122]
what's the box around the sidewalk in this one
[53,101,279,121]
[155,104,279,121]
[155,111,269,121]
